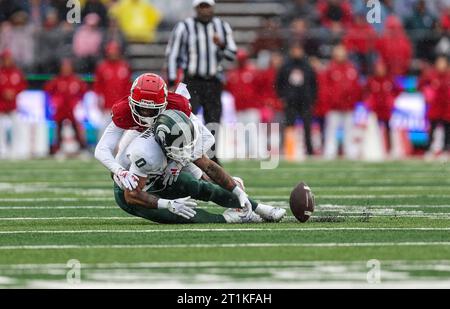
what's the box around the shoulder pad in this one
[167,92,192,117]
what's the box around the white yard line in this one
[0,217,135,221]
[0,227,449,235]
[1,242,450,250]
[0,206,116,210]
[255,195,450,199]
[0,198,113,202]
[2,260,450,270]
[1,204,450,210]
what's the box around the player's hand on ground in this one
[158,197,197,219]
[232,186,253,218]
[163,161,183,186]
[115,169,139,191]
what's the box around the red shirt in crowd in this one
[94,59,132,111]
[225,64,261,112]
[316,0,353,28]
[324,60,361,111]
[0,66,27,113]
[418,69,450,121]
[313,70,330,118]
[365,75,402,121]
[254,66,283,113]
[44,74,88,122]
[375,16,413,76]
[343,21,377,55]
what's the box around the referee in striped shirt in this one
[166,0,237,163]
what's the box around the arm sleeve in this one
[222,21,237,61]
[94,122,126,175]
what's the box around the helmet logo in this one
[156,124,171,147]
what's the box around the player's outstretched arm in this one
[124,175,197,219]
[194,156,236,191]
[95,122,126,175]
[124,176,159,209]
[194,156,252,216]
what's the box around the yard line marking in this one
[1,204,450,210]
[0,198,114,202]
[0,217,135,221]
[0,227,450,234]
[2,213,450,220]
[2,260,450,270]
[1,242,450,250]
[0,206,116,210]
[1,196,450,202]
[253,195,450,199]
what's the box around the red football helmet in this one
[129,73,168,127]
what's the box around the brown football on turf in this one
[289,182,315,223]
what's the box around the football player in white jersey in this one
[113,109,286,224]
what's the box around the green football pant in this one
[114,171,258,224]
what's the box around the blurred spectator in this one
[365,61,402,151]
[375,15,413,76]
[418,55,450,154]
[435,30,450,58]
[28,0,51,26]
[0,11,35,72]
[49,0,71,23]
[94,41,132,132]
[35,9,65,74]
[44,59,88,155]
[281,0,318,26]
[310,56,329,148]
[110,0,162,43]
[276,43,317,156]
[0,0,23,23]
[251,17,284,57]
[82,0,109,28]
[225,49,261,158]
[0,50,27,159]
[59,21,77,62]
[255,51,285,125]
[102,17,127,54]
[343,13,377,75]
[323,45,362,160]
[287,18,321,57]
[317,0,353,29]
[441,5,450,31]
[404,0,438,61]
[73,13,104,73]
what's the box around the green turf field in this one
[0,159,449,288]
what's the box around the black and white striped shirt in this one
[166,17,237,85]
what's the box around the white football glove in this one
[162,161,183,186]
[158,196,197,219]
[232,186,253,218]
[114,169,139,191]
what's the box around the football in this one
[289,182,315,223]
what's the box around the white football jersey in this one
[116,129,204,192]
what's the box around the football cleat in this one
[255,204,287,223]
[223,209,263,224]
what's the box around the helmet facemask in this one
[129,96,168,128]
